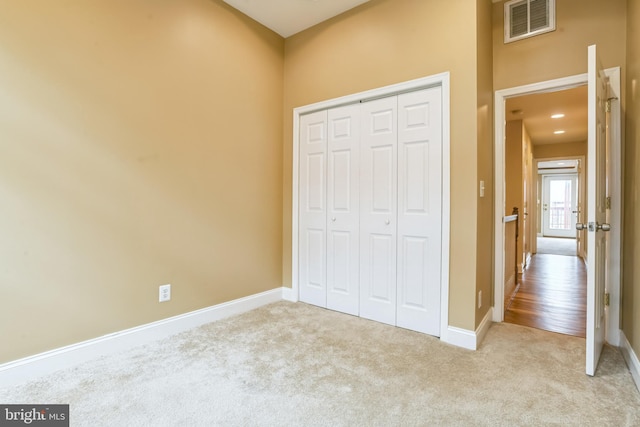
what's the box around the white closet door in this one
[299,111,328,307]
[326,104,360,315]
[396,87,442,335]
[359,96,398,326]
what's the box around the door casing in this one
[493,69,622,348]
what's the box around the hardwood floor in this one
[505,254,587,338]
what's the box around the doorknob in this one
[596,223,611,232]
[576,223,587,230]
[385,219,390,225]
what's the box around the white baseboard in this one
[282,286,296,302]
[443,326,476,350]
[0,287,286,387]
[504,274,517,306]
[442,307,493,351]
[620,331,640,392]
[476,307,494,348]
[607,327,621,347]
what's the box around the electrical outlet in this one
[159,284,171,302]
[478,290,482,309]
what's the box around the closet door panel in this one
[359,97,397,326]
[327,104,360,315]
[299,111,328,308]
[396,87,442,335]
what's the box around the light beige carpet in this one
[1,301,639,426]
[537,236,577,256]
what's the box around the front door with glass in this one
[542,174,578,238]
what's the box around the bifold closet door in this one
[299,105,361,316]
[359,96,398,326]
[299,85,443,335]
[396,87,442,336]
[326,104,360,315]
[299,110,328,307]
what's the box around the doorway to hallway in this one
[505,252,586,338]
[494,61,623,376]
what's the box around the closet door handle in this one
[385,219,390,225]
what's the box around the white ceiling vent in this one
[504,0,555,43]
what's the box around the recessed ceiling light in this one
[551,113,565,119]
[554,130,565,134]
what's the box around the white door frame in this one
[533,156,586,258]
[291,73,451,340]
[493,69,622,347]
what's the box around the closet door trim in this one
[292,73,451,340]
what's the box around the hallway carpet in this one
[537,236,577,256]
[1,302,639,426]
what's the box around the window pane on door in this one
[549,179,572,230]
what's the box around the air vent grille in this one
[505,0,555,43]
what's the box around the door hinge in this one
[606,97,618,113]
[606,196,611,210]
[604,292,610,307]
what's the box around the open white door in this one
[584,44,610,376]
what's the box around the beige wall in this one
[493,0,627,91]
[505,122,524,216]
[505,121,531,271]
[283,0,482,331]
[475,0,494,327]
[0,0,284,363]
[8,0,632,366]
[623,0,640,356]
[533,141,587,159]
[522,129,533,264]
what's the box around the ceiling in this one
[222,0,371,38]
[505,85,588,145]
